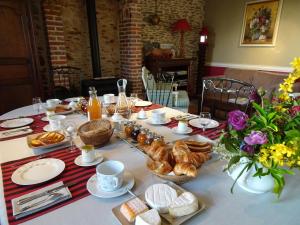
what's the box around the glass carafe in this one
[115,79,131,119]
[87,86,102,121]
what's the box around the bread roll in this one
[173,163,197,177]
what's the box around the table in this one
[1,106,300,225]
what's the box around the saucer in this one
[74,152,104,167]
[172,127,193,134]
[41,116,49,122]
[86,171,135,198]
[146,118,171,125]
[43,124,52,132]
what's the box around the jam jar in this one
[137,128,148,145]
[152,135,165,146]
[131,125,141,141]
[124,121,135,137]
[145,132,154,145]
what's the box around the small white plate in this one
[74,153,104,167]
[11,158,65,185]
[86,171,134,198]
[172,127,193,134]
[146,118,171,125]
[43,125,52,132]
[64,97,82,102]
[0,118,34,129]
[135,101,152,107]
[41,116,49,122]
[189,118,220,129]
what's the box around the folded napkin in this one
[12,181,72,219]
[0,126,33,139]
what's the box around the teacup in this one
[151,110,166,124]
[81,145,95,163]
[103,94,115,104]
[46,99,60,107]
[48,115,66,131]
[96,160,124,192]
[177,120,188,132]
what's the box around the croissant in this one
[172,141,190,163]
[173,163,197,177]
[147,159,173,175]
[151,146,170,162]
[144,141,165,156]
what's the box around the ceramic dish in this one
[134,101,152,107]
[74,153,104,167]
[27,131,68,150]
[54,105,74,115]
[0,118,34,129]
[171,127,193,135]
[11,158,65,185]
[189,118,219,129]
[146,118,171,125]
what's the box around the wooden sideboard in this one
[144,57,195,96]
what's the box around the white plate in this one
[74,153,104,167]
[27,131,69,150]
[135,101,152,107]
[11,158,65,185]
[87,171,134,198]
[43,125,52,132]
[177,134,217,146]
[146,118,171,125]
[172,127,193,134]
[41,116,49,122]
[0,118,34,129]
[189,118,219,129]
[64,97,82,102]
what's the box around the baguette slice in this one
[120,197,148,222]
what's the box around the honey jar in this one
[137,128,148,145]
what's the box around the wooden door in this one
[0,0,40,115]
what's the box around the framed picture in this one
[240,0,283,46]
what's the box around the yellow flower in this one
[291,57,300,71]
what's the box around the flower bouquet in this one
[219,58,300,197]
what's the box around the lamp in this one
[172,19,191,58]
[199,27,208,44]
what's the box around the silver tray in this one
[112,181,206,225]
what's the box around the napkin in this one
[12,181,72,219]
[0,126,33,139]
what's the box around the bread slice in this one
[120,197,148,222]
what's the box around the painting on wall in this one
[240,0,283,46]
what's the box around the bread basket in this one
[146,158,200,184]
[78,119,113,147]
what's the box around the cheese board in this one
[112,181,206,225]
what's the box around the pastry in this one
[31,131,65,147]
[147,159,173,175]
[145,183,177,213]
[135,209,161,225]
[172,141,190,163]
[150,146,170,162]
[173,163,197,177]
[184,141,212,153]
[169,192,198,217]
[120,197,149,222]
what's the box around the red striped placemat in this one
[164,118,227,140]
[0,114,48,142]
[132,104,162,113]
[1,147,94,225]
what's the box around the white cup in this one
[81,149,96,163]
[103,94,115,104]
[177,120,188,132]
[151,110,166,123]
[137,109,147,119]
[48,115,66,131]
[46,99,60,107]
[96,160,124,192]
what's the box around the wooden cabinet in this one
[144,58,195,96]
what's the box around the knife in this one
[1,127,31,136]
[17,181,77,205]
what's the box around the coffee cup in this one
[96,160,124,192]
[137,109,147,119]
[48,115,66,131]
[151,110,166,124]
[81,145,96,163]
[103,94,115,104]
[177,120,188,132]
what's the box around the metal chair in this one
[142,67,190,112]
[51,66,83,99]
[198,77,256,119]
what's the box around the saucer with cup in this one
[148,109,170,125]
[43,115,66,132]
[86,160,135,198]
[137,108,147,120]
[172,119,193,134]
[74,145,104,167]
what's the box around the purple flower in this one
[249,90,261,104]
[244,131,268,145]
[240,142,255,155]
[228,110,249,131]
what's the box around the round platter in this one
[189,118,219,129]
[0,118,34,129]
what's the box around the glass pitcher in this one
[115,79,131,119]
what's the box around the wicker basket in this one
[146,158,200,184]
[78,119,113,147]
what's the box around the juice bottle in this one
[87,87,102,121]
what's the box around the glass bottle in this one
[131,125,141,141]
[115,79,131,119]
[87,87,102,121]
[124,121,135,138]
[137,128,148,145]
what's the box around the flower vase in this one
[228,158,274,194]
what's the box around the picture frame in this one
[240,0,283,46]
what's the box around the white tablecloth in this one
[0,106,300,225]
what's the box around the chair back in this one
[51,66,83,99]
[142,66,174,106]
[199,77,256,119]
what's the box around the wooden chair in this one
[198,78,256,119]
[51,66,83,99]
